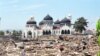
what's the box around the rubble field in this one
[0,35,99,56]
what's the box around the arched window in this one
[68,30,70,34]
[28,31,32,35]
[24,33,25,38]
[48,30,51,35]
[65,30,67,34]
[27,31,32,38]
[61,30,64,34]
[45,31,48,35]
[43,30,45,35]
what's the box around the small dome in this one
[54,20,60,24]
[44,14,53,20]
[26,17,36,24]
[27,21,36,24]
[60,17,71,24]
[39,21,45,25]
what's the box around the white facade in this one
[22,15,73,40]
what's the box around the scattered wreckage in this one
[0,35,99,56]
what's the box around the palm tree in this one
[74,17,88,33]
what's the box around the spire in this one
[30,16,34,21]
[67,14,72,20]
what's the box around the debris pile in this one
[0,35,99,56]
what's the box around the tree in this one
[96,19,100,36]
[6,30,10,33]
[12,30,18,36]
[18,30,22,36]
[6,30,11,35]
[96,19,100,45]
[96,19,100,56]
[74,17,88,33]
[0,31,4,36]
[12,30,21,40]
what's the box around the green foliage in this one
[97,35,100,46]
[12,30,22,36]
[97,51,100,56]
[12,30,17,36]
[0,31,4,35]
[74,17,88,33]
[12,30,22,40]
[18,30,22,36]
[96,19,100,56]
[6,30,10,33]
[96,19,100,36]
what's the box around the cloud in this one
[17,4,46,11]
[9,0,19,4]
[0,0,19,6]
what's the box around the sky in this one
[0,0,100,30]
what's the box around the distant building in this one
[84,29,96,35]
[22,14,73,40]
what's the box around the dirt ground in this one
[0,35,99,56]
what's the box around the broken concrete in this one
[0,35,99,56]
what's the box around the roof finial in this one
[30,16,34,21]
[67,14,72,20]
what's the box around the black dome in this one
[39,21,45,25]
[60,17,71,24]
[44,14,53,20]
[54,20,60,24]
[27,17,37,24]
[27,21,36,24]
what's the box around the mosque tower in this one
[67,14,72,20]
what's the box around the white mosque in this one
[22,14,73,40]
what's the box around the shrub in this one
[0,31,4,36]
[97,51,100,56]
[97,35,100,46]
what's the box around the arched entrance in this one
[61,30,65,34]
[65,30,68,34]
[46,31,48,35]
[43,31,45,35]
[24,33,25,38]
[61,30,70,34]
[27,31,32,38]
[43,30,51,35]
[68,30,70,34]
[48,30,51,35]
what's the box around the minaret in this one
[30,16,34,21]
[67,14,72,20]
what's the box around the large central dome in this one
[44,14,53,20]
[60,17,71,24]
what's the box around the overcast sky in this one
[0,0,100,30]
